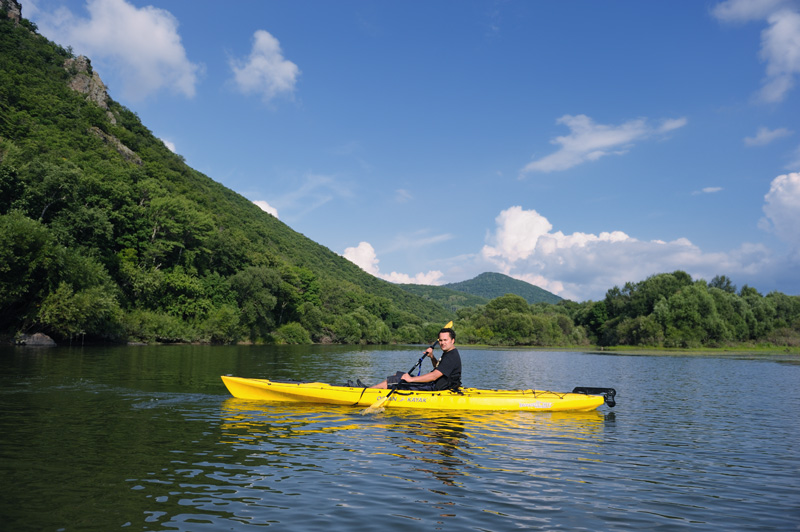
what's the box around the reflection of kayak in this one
[220,376,615,412]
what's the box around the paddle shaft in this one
[380,340,441,404]
[361,321,452,414]
[412,340,440,375]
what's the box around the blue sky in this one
[25,0,800,301]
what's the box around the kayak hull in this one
[221,376,607,412]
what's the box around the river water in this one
[1,344,798,531]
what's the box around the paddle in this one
[361,321,453,415]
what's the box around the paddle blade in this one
[361,395,388,415]
[444,321,453,329]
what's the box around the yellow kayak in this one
[221,376,615,412]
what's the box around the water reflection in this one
[217,399,615,492]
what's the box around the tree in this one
[273,322,312,344]
[709,275,736,294]
[0,212,57,329]
[663,284,726,347]
[230,266,280,340]
[617,315,664,346]
[201,304,241,344]
[486,293,530,315]
[37,282,122,341]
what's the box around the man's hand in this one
[424,347,438,368]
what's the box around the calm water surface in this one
[1,345,798,531]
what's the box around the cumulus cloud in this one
[713,0,800,103]
[478,206,774,301]
[30,0,201,101]
[521,114,687,174]
[253,200,278,218]
[343,242,381,275]
[744,126,794,145]
[230,30,300,102]
[760,172,800,247]
[160,138,176,152]
[342,241,443,284]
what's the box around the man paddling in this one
[368,327,462,391]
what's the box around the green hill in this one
[444,272,563,304]
[396,284,489,312]
[0,10,451,344]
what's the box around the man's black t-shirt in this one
[434,348,462,390]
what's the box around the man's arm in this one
[401,369,443,383]
[424,347,438,368]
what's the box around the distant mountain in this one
[396,284,489,312]
[444,273,562,304]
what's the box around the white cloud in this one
[342,241,443,285]
[395,189,414,203]
[712,0,792,22]
[658,117,689,133]
[713,1,800,103]
[478,206,774,301]
[383,231,453,254]
[787,144,800,168]
[521,114,687,174]
[744,126,794,145]
[269,173,353,221]
[760,9,800,102]
[343,242,381,275]
[160,138,176,152]
[253,200,278,218]
[692,186,724,195]
[230,30,300,102]
[761,172,800,247]
[381,270,445,284]
[31,0,201,101]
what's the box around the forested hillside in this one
[444,272,562,304]
[0,11,451,345]
[397,283,489,312]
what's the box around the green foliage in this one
[398,283,489,311]
[229,266,279,340]
[0,14,452,344]
[0,211,57,328]
[583,273,800,348]
[453,293,589,347]
[37,281,123,341]
[327,308,391,344]
[201,304,242,344]
[123,309,193,343]
[272,322,312,345]
[443,272,562,304]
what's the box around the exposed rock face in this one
[65,56,109,110]
[2,0,22,24]
[90,126,143,165]
[64,55,118,125]
[63,56,141,164]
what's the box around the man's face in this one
[438,333,454,350]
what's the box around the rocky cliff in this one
[1,0,22,24]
